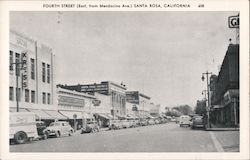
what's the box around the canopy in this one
[44,110,67,120]
[9,108,28,112]
[26,109,53,120]
[95,113,111,120]
[59,110,83,119]
[82,112,93,119]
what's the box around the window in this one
[47,64,50,83]
[31,58,35,80]
[15,53,20,76]
[9,51,13,71]
[9,87,14,101]
[31,90,35,103]
[47,93,51,104]
[42,92,46,104]
[16,88,21,101]
[42,62,46,82]
[25,89,29,102]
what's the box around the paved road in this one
[10,123,239,152]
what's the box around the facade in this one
[60,81,127,117]
[125,91,151,118]
[56,85,96,129]
[9,30,65,121]
[150,103,161,117]
[210,44,239,127]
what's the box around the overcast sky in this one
[10,11,238,110]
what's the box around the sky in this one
[10,11,238,111]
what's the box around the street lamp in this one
[10,52,27,112]
[201,71,212,128]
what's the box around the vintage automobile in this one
[179,115,191,127]
[36,121,47,140]
[43,121,74,138]
[191,116,205,129]
[148,119,155,125]
[109,120,123,130]
[10,112,38,144]
[81,121,100,133]
[121,120,130,128]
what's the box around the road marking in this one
[209,131,224,152]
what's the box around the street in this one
[10,123,239,152]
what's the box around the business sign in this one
[126,91,139,104]
[58,96,85,107]
[92,99,101,106]
[21,52,28,88]
[80,84,109,94]
[228,15,239,28]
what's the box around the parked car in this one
[43,121,74,138]
[10,112,38,144]
[179,115,191,127]
[154,119,160,124]
[191,116,204,129]
[148,119,155,125]
[121,120,130,128]
[140,119,148,126]
[81,121,99,133]
[36,121,47,140]
[109,120,123,130]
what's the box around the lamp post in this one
[10,56,26,112]
[201,71,212,128]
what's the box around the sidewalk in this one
[206,123,239,131]
[211,130,239,152]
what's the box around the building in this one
[56,85,96,129]
[60,81,127,117]
[9,30,66,122]
[150,103,161,117]
[125,91,151,118]
[210,44,239,127]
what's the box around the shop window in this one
[42,62,46,82]
[9,51,13,71]
[25,89,29,102]
[9,87,14,101]
[47,93,51,104]
[47,64,50,83]
[42,92,46,104]
[31,58,35,80]
[16,88,21,101]
[15,53,20,76]
[31,90,35,103]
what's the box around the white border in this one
[0,0,249,160]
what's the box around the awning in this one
[116,114,126,120]
[9,108,28,112]
[59,110,82,119]
[27,109,52,120]
[95,113,110,120]
[44,110,67,120]
[82,112,93,119]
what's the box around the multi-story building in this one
[9,30,65,122]
[126,91,151,118]
[56,85,96,129]
[60,81,127,117]
[210,44,239,127]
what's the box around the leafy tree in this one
[173,105,193,115]
[194,100,206,115]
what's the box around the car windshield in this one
[49,122,60,127]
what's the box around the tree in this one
[194,100,206,115]
[173,105,193,115]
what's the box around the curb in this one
[206,128,239,131]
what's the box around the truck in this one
[10,112,38,144]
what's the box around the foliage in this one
[194,100,206,116]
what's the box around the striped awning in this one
[26,109,53,120]
[44,110,67,120]
[59,110,83,119]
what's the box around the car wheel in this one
[14,131,28,144]
[43,133,48,140]
[69,130,73,136]
[180,124,182,127]
[55,131,60,138]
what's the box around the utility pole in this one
[202,71,212,128]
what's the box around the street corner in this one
[210,131,239,152]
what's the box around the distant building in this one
[125,91,151,118]
[60,81,127,117]
[210,44,239,127]
[9,30,65,121]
